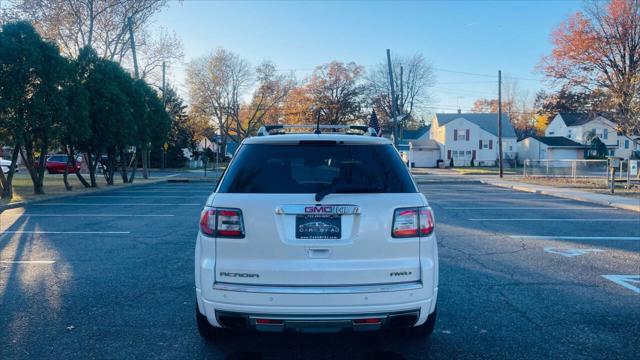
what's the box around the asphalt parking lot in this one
[0,175,638,359]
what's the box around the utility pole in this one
[399,65,404,140]
[161,61,166,170]
[128,16,147,178]
[386,49,398,147]
[498,70,504,178]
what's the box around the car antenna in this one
[314,109,322,134]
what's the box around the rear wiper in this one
[315,184,383,202]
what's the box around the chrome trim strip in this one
[275,204,361,215]
[213,281,422,294]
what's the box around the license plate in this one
[295,215,341,239]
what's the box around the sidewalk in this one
[481,178,640,213]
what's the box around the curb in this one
[0,177,168,212]
[481,180,640,213]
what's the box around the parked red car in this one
[42,154,82,174]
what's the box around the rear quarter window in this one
[218,143,416,194]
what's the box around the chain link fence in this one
[523,159,639,184]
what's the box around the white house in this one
[430,112,518,166]
[545,113,639,158]
[397,126,441,167]
[517,136,588,164]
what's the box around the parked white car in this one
[195,125,438,339]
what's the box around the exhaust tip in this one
[388,312,419,329]
[216,312,248,329]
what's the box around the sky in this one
[154,0,583,118]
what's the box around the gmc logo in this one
[305,206,333,213]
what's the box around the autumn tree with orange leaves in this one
[541,0,640,138]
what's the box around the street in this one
[1,175,639,359]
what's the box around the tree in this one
[0,21,70,195]
[187,48,251,155]
[139,81,171,171]
[589,136,610,158]
[79,47,135,186]
[305,61,366,125]
[540,0,640,138]
[6,0,181,85]
[163,85,193,167]
[59,73,91,190]
[367,53,435,131]
[229,61,294,138]
[533,88,612,115]
[471,98,501,113]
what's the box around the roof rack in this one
[257,124,378,137]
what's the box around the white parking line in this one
[0,231,131,234]
[0,214,174,217]
[510,236,640,241]
[449,207,611,210]
[82,195,186,198]
[470,218,637,221]
[31,203,200,206]
[602,275,640,294]
[0,260,56,264]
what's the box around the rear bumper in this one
[196,283,437,330]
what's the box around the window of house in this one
[483,143,488,149]
[625,140,630,149]
[456,130,467,141]
[453,151,459,158]
[609,150,615,156]
[465,151,471,157]
[603,128,608,139]
[548,131,555,135]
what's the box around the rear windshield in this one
[218,143,416,194]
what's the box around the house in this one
[430,112,518,166]
[517,136,588,165]
[544,113,637,158]
[396,125,441,167]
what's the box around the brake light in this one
[217,209,244,237]
[392,207,434,238]
[392,208,418,237]
[199,207,245,238]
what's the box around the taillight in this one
[199,207,244,238]
[199,209,216,235]
[392,206,434,238]
[419,207,435,236]
[217,209,244,237]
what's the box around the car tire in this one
[404,307,437,338]
[196,302,225,341]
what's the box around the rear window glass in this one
[218,143,416,194]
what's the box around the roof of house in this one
[557,112,612,127]
[435,113,517,138]
[401,125,430,140]
[526,136,588,148]
[398,137,440,150]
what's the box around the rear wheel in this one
[405,308,437,338]
[196,302,224,341]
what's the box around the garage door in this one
[413,150,439,167]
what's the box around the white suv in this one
[195,125,438,338]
